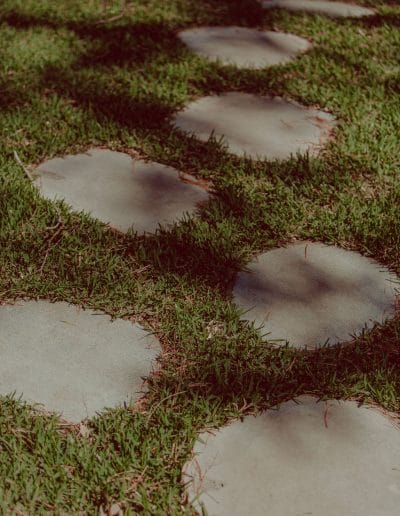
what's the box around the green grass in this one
[0,0,399,513]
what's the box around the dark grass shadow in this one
[1,11,185,68]
[0,80,30,111]
[0,0,266,31]
[40,60,176,132]
[0,11,62,31]
[357,12,400,28]
[133,225,242,290]
[188,0,268,25]
[166,314,400,408]
[2,1,398,31]
[383,74,400,95]
[75,23,183,68]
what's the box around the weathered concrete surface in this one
[178,26,311,68]
[184,396,400,516]
[35,148,209,234]
[261,0,374,18]
[233,242,398,348]
[0,300,161,421]
[172,93,336,160]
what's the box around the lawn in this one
[0,0,399,513]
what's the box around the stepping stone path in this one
[178,26,312,69]
[173,93,336,160]
[34,148,209,234]
[261,0,374,18]
[233,242,398,348]
[180,1,399,513]
[3,0,396,511]
[183,396,400,516]
[0,300,160,421]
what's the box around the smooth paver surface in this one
[183,396,400,516]
[172,93,336,160]
[0,300,161,421]
[35,148,209,234]
[233,242,398,348]
[178,27,311,69]
[261,0,374,17]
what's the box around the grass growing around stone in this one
[0,0,399,513]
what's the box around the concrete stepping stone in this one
[183,396,400,516]
[172,93,336,160]
[233,242,398,348]
[178,26,312,69]
[34,148,209,234]
[261,0,374,18]
[0,300,161,421]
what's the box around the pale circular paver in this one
[183,396,400,516]
[172,93,336,160]
[0,300,161,421]
[178,26,312,69]
[261,0,374,18]
[233,242,398,348]
[34,148,209,234]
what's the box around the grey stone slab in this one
[233,242,398,348]
[178,26,312,69]
[183,396,400,516]
[261,0,374,18]
[0,300,161,421]
[172,93,336,160]
[34,148,209,234]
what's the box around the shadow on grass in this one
[0,0,267,29]
[158,314,400,412]
[0,13,183,78]
[42,64,172,131]
[0,4,295,159]
[358,12,400,28]
[0,79,31,111]
[75,23,183,68]
[189,0,267,25]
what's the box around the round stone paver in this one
[233,242,398,348]
[172,93,336,160]
[34,148,210,234]
[178,26,312,69]
[261,0,374,18]
[0,300,161,421]
[183,396,400,516]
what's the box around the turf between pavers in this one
[0,0,400,513]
